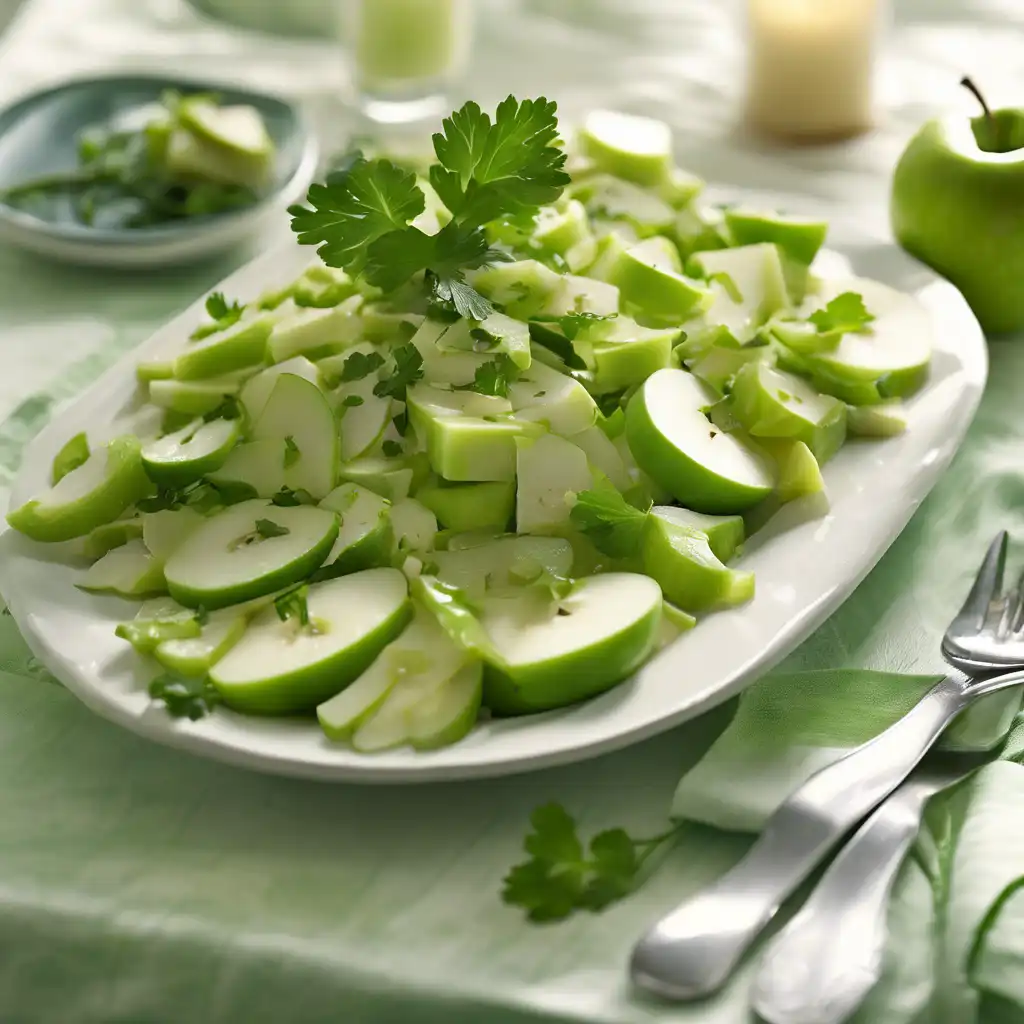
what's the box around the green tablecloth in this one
[2,1,1024,1021]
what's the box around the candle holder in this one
[341,0,474,126]
[743,0,888,144]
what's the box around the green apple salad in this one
[7,98,931,753]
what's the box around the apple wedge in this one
[651,506,745,563]
[163,498,338,609]
[316,482,393,578]
[578,110,673,186]
[626,368,775,513]
[481,572,662,714]
[210,568,411,714]
[172,317,271,380]
[77,539,166,598]
[8,435,152,543]
[141,417,241,487]
[240,357,322,421]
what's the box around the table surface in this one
[0,2,1023,1022]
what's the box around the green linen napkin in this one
[672,667,1024,1024]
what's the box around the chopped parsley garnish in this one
[338,350,386,383]
[283,436,301,468]
[148,673,221,721]
[808,292,875,336]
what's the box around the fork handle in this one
[630,674,969,1001]
[751,779,934,1024]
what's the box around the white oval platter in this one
[0,215,987,783]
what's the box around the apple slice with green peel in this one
[481,572,662,714]
[337,457,414,502]
[418,347,491,388]
[77,539,166,598]
[456,312,532,371]
[723,209,828,266]
[164,499,338,609]
[689,343,770,393]
[407,384,533,483]
[165,128,270,191]
[316,482,393,578]
[626,369,775,513]
[471,260,562,319]
[141,507,204,561]
[137,360,174,383]
[407,661,483,750]
[532,199,591,254]
[588,318,678,394]
[116,599,201,654]
[210,569,411,714]
[516,433,595,534]
[792,276,932,400]
[148,376,248,416]
[142,417,242,487]
[656,167,705,209]
[77,516,144,561]
[570,426,633,492]
[657,600,698,649]
[240,357,321,421]
[267,299,363,363]
[390,498,438,554]
[651,506,745,563]
[756,438,826,504]
[578,110,673,186]
[432,535,574,599]
[541,274,621,318]
[173,318,271,381]
[573,175,676,237]
[324,605,468,747]
[415,479,515,533]
[154,602,255,677]
[729,361,847,464]
[846,402,907,437]
[673,206,729,261]
[508,360,598,437]
[8,435,152,543]
[608,238,709,324]
[251,374,339,500]
[336,380,393,463]
[207,439,285,497]
[689,244,789,342]
[641,515,753,613]
[178,100,273,158]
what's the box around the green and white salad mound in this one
[7,98,931,754]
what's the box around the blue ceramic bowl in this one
[0,74,319,268]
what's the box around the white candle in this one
[744,0,885,142]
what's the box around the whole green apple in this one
[892,78,1024,335]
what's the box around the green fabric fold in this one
[671,666,1024,1023]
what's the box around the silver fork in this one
[943,530,1024,673]
[630,532,1024,1002]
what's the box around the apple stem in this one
[961,76,993,128]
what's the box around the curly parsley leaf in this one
[148,673,220,721]
[808,292,875,336]
[289,157,425,275]
[190,292,245,340]
[271,486,316,507]
[569,488,650,558]
[429,96,570,229]
[338,350,386,383]
[532,310,616,342]
[502,802,682,923]
[455,355,519,398]
[373,342,424,402]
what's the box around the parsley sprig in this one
[808,292,875,336]
[148,673,221,721]
[454,355,520,398]
[502,803,684,922]
[290,96,570,320]
[191,292,244,340]
[569,488,650,558]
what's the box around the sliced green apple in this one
[578,110,673,186]
[729,361,847,463]
[337,457,414,502]
[607,237,709,324]
[723,209,828,266]
[8,435,152,543]
[626,369,775,513]
[641,515,753,613]
[415,479,515,532]
[136,360,174,383]
[757,438,826,504]
[587,317,678,393]
[154,602,255,677]
[689,243,789,342]
[141,417,241,487]
[267,299,364,363]
[207,438,286,497]
[174,318,271,380]
[431,534,574,599]
[688,343,770,393]
[251,373,339,499]
[573,174,676,237]
[178,99,273,159]
[657,600,697,649]
[148,376,248,416]
[210,568,411,714]
[407,384,532,482]
[240,357,321,422]
[164,498,338,609]
[846,402,907,437]
[508,360,598,437]
[516,433,595,534]
[390,498,438,553]
[471,260,562,319]
[141,506,204,561]
[77,516,144,561]
[570,426,634,492]
[541,274,621,318]
[532,199,591,254]
[651,505,745,563]
[656,168,705,209]
[316,482,393,578]
[336,378,393,463]
[481,572,662,714]
[116,598,201,654]
[407,661,483,750]
[77,539,166,598]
